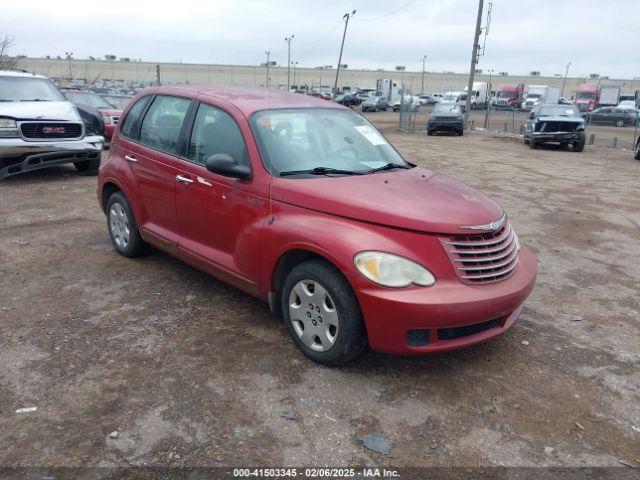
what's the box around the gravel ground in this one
[0,125,638,471]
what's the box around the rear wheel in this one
[281,260,366,365]
[74,158,100,175]
[106,192,145,257]
[615,119,624,127]
[635,138,640,160]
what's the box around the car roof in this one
[0,70,48,79]
[144,85,346,116]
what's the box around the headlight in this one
[0,118,19,137]
[354,251,435,287]
[0,119,17,128]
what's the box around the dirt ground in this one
[0,122,639,472]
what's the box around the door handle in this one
[176,175,194,184]
[124,155,137,163]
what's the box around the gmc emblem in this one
[43,127,65,134]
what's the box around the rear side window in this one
[120,96,150,139]
[139,95,191,155]
[187,103,248,166]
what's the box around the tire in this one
[523,137,530,144]
[573,132,586,152]
[427,130,433,136]
[529,137,537,149]
[74,158,101,175]
[106,191,145,257]
[615,119,624,127]
[281,259,366,365]
[635,139,640,160]
[458,129,464,136]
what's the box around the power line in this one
[355,0,417,22]
[297,21,343,46]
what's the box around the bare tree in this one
[0,33,18,71]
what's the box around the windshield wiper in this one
[366,162,412,173]
[20,99,52,102]
[280,166,364,177]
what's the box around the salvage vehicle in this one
[361,96,388,112]
[97,86,537,365]
[523,104,586,151]
[427,102,464,135]
[0,71,104,179]
[62,90,123,143]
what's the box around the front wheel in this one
[74,158,100,175]
[529,137,537,149]
[635,138,640,160]
[573,132,586,152]
[281,260,366,365]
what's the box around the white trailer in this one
[376,79,402,103]
[463,82,489,109]
[599,85,621,106]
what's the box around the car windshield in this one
[442,93,459,102]
[576,92,595,100]
[498,92,516,98]
[250,108,409,177]
[538,106,581,117]
[64,91,114,109]
[433,103,459,113]
[526,93,542,99]
[0,77,65,102]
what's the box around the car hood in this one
[537,115,584,122]
[272,166,504,235]
[1,101,81,122]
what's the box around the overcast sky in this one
[1,0,638,79]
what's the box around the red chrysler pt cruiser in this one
[97,85,537,365]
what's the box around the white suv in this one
[0,71,104,179]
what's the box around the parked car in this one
[0,71,104,179]
[392,96,419,112]
[427,102,464,136]
[335,92,360,107]
[523,104,586,151]
[582,107,639,127]
[97,86,536,365]
[62,90,123,143]
[418,94,438,105]
[361,96,388,112]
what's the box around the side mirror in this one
[205,153,252,180]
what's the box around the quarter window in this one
[120,95,150,139]
[139,95,191,154]
[188,103,248,166]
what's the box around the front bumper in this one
[532,131,583,143]
[356,246,537,355]
[0,135,104,179]
[428,121,463,132]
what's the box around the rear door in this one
[123,94,193,249]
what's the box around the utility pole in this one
[464,0,484,129]
[561,62,571,97]
[156,64,161,86]
[285,35,294,91]
[292,61,298,90]
[421,55,426,94]
[265,50,271,87]
[334,10,356,98]
[65,52,73,80]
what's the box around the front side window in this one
[188,103,248,166]
[139,95,191,154]
[250,108,408,176]
[538,105,581,117]
[120,96,151,139]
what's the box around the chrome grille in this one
[441,221,519,284]
[20,122,83,140]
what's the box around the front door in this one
[175,102,264,292]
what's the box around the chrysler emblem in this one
[460,213,506,231]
